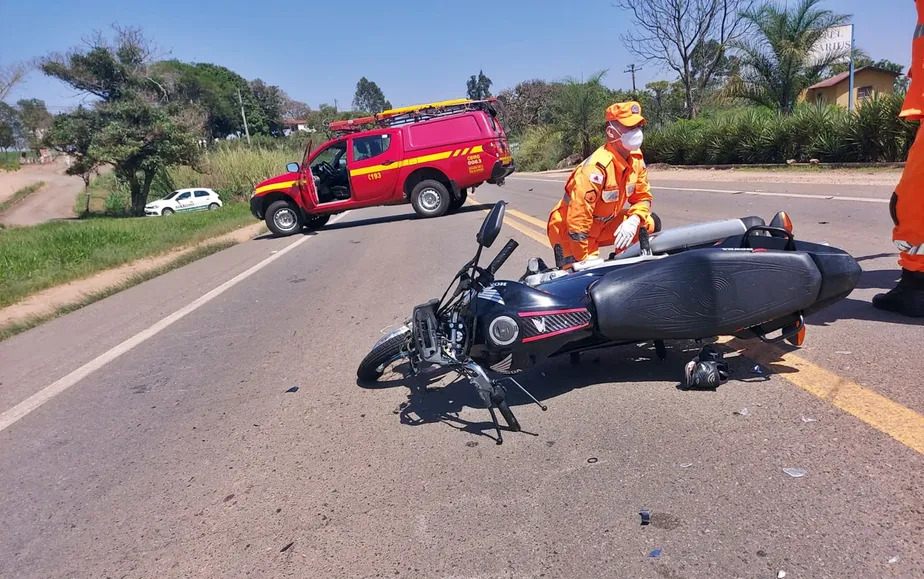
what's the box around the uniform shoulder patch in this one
[589,172,604,185]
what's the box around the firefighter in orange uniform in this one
[547,101,657,269]
[872,1,924,317]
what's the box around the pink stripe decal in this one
[521,323,590,343]
[518,308,588,318]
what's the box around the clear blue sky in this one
[0,0,915,113]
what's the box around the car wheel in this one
[208,203,220,210]
[265,200,303,236]
[161,208,174,216]
[304,213,330,231]
[448,188,468,212]
[410,179,450,218]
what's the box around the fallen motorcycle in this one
[357,201,861,443]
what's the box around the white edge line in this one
[507,177,889,203]
[0,211,350,433]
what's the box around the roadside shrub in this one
[161,147,293,201]
[643,97,919,165]
[515,125,566,172]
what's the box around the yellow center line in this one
[467,194,924,455]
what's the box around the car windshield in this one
[162,191,180,200]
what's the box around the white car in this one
[144,188,223,216]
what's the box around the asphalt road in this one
[0,174,921,578]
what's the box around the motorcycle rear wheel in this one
[357,331,410,381]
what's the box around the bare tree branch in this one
[612,0,752,118]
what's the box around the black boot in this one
[872,269,924,318]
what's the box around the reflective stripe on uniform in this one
[916,23,924,38]
[896,240,924,255]
[569,231,589,241]
[594,215,616,223]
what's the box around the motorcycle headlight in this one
[488,315,519,346]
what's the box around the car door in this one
[174,191,195,212]
[193,190,211,210]
[348,131,401,204]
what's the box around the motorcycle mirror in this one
[286,162,300,173]
[477,201,506,248]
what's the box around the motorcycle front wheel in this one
[357,327,411,381]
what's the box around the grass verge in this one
[0,181,45,215]
[0,202,257,308]
[0,240,238,343]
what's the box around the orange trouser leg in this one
[548,208,598,268]
[894,123,924,272]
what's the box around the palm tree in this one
[728,0,851,113]
[551,70,611,158]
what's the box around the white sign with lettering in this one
[808,25,853,66]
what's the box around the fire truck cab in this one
[250,98,516,236]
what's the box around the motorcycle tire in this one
[357,331,409,381]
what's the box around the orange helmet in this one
[605,101,646,127]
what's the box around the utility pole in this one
[624,64,642,92]
[237,89,251,145]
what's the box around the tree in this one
[496,79,556,135]
[550,70,612,158]
[467,70,493,100]
[40,26,204,216]
[0,62,28,102]
[613,0,755,119]
[0,103,19,150]
[250,79,285,135]
[729,0,851,113]
[16,99,53,154]
[352,77,391,113]
[281,95,311,120]
[153,60,269,138]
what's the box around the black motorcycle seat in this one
[612,218,750,259]
[589,248,823,341]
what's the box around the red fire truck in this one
[250,98,516,236]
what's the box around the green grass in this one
[0,202,257,308]
[0,181,44,215]
[0,240,239,343]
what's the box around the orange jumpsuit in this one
[547,144,654,268]
[892,0,924,273]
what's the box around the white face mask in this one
[620,127,644,150]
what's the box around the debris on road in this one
[587,457,598,464]
[778,571,787,578]
[801,416,817,423]
[648,548,662,558]
[640,510,651,525]
[285,386,299,393]
[280,541,295,553]
[836,350,852,355]
[750,365,765,376]
[734,408,750,417]
[680,463,694,468]
[889,556,901,564]
[783,468,807,478]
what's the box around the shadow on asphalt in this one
[356,339,766,444]
[251,204,496,241]
[804,267,923,327]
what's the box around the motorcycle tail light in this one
[488,315,519,346]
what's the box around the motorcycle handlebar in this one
[487,239,519,275]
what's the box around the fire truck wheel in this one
[411,180,451,218]
[265,200,304,236]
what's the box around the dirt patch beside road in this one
[0,161,84,225]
